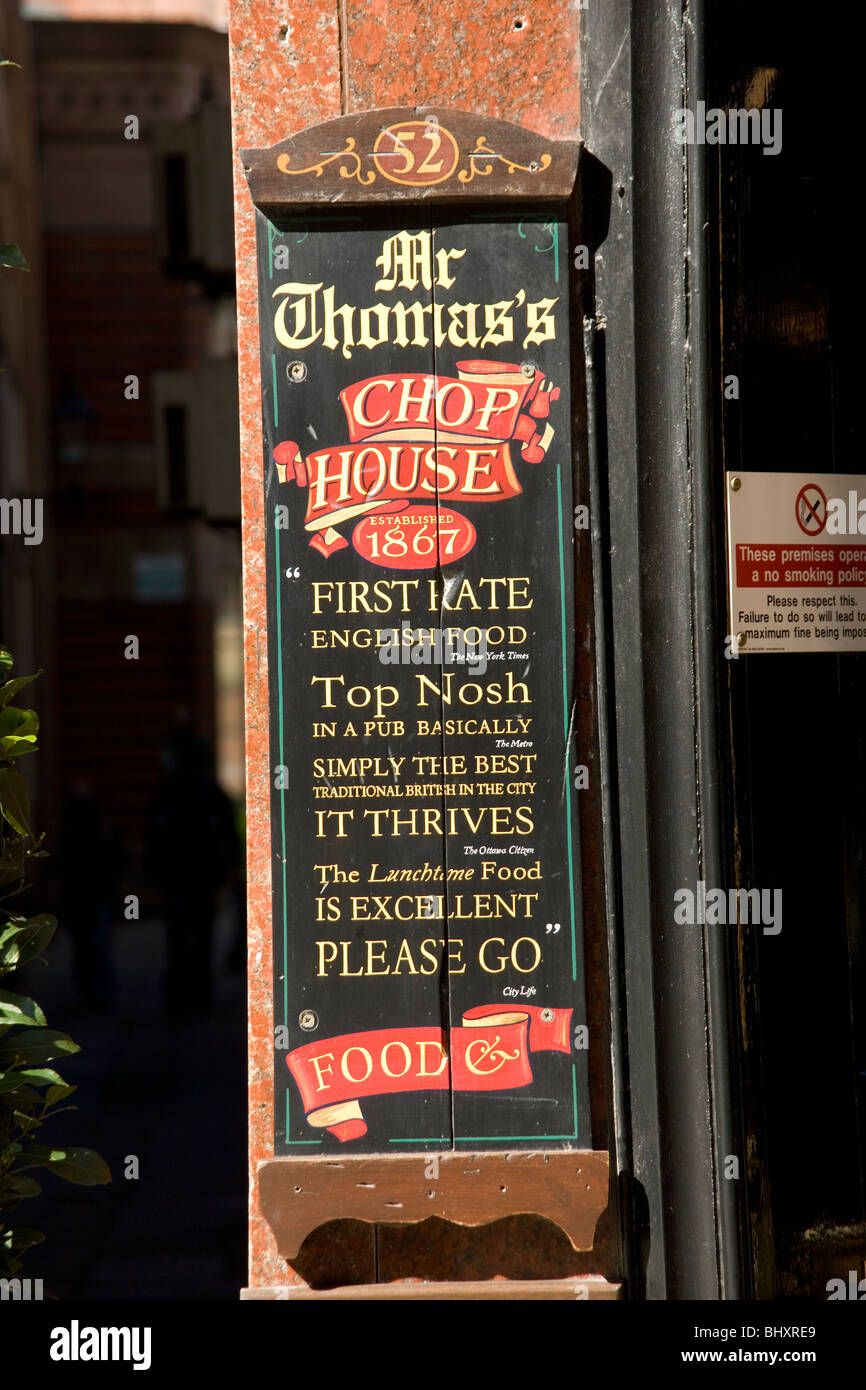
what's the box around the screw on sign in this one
[796,483,827,536]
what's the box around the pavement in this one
[10,909,247,1301]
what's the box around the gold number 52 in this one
[389,127,444,176]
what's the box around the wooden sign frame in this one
[241,107,615,1299]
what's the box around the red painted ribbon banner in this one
[285,1003,572,1141]
[272,358,560,557]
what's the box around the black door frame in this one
[580,0,748,1299]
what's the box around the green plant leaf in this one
[0,989,47,1027]
[0,244,28,269]
[1,1227,45,1254]
[0,843,26,889]
[9,1066,70,1089]
[0,915,27,945]
[16,1232,45,1257]
[0,1027,80,1066]
[0,768,32,836]
[7,1084,45,1110]
[14,914,57,967]
[0,737,39,761]
[44,1082,75,1105]
[0,706,38,738]
[14,1145,111,1185]
[0,674,39,709]
[0,1175,42,1202]
[0,1067,73,1097]
[0,914,57,969]
[0,654,109,1271]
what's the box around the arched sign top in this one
[241,106,581,213]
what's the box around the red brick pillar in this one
[228,0,581,1292]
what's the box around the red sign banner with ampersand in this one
[286,1003,572,1140]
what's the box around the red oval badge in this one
[352,507,476,570]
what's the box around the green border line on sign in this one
[556,463,579,983]
[273,219,579,1150]
[390,1138,451,1144]
[276,504,319,1146]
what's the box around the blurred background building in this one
[6,2,241,859]
[1,0,245,1298]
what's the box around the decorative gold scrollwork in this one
[457,135,552,184]
[276,138,376,185]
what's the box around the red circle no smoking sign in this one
[796,483,827,536]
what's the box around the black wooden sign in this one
[246,112,590,1155]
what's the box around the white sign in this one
[726,471,866,653]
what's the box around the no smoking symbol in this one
[796,484,827,536]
